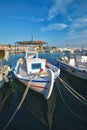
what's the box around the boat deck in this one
[18,61,49,80]
[19,61,28,76]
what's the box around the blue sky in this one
[0,0,87,47]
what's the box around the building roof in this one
[16,40,48,45]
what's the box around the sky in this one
[0,0,87,47]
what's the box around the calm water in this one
[0,52,87,130]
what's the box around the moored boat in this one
[0,65,10,88]
[56,56,87,80]
[0,47,14,112]
[9,40,60,129]
[0,47,11,88]
[14,51,60,99]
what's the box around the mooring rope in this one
[3,77,33,130]
[58,76,87,105]
[57,77,87,122]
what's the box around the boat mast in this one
[32,34,33,41]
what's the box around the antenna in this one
[32,34,33,41]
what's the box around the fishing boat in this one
[13,39,60,99]
[0,47,10,88]
[14,51,60,99]
[56,55,87,80]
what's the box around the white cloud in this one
[35,18,44,22]
[41,23,68,31]
[65,17,87,45]
[11,16,44,22]
[68,17,87,35]
[29,17,44,22]
[48,0,74,20]
[11,16,25,20]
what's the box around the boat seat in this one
[64,56,68,60]
[69,58,75,66]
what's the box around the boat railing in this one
[75,61,87,70]
[47,62,59,72]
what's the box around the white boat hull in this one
[56,59,87,80]
[14,68,55,99]
[14,68,54,99]
[13,57,60,99]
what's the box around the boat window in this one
[31,63,41,70]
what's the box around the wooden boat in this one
[56,56,87,80]
[0,65,11,88]
[0,48,10,88]
[13,51,60,99]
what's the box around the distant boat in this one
[14,51,60,99]
[46,48,54,53]
[56,55,87,80]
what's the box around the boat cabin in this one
[25,52,46,74]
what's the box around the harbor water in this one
[0,52,87,130]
